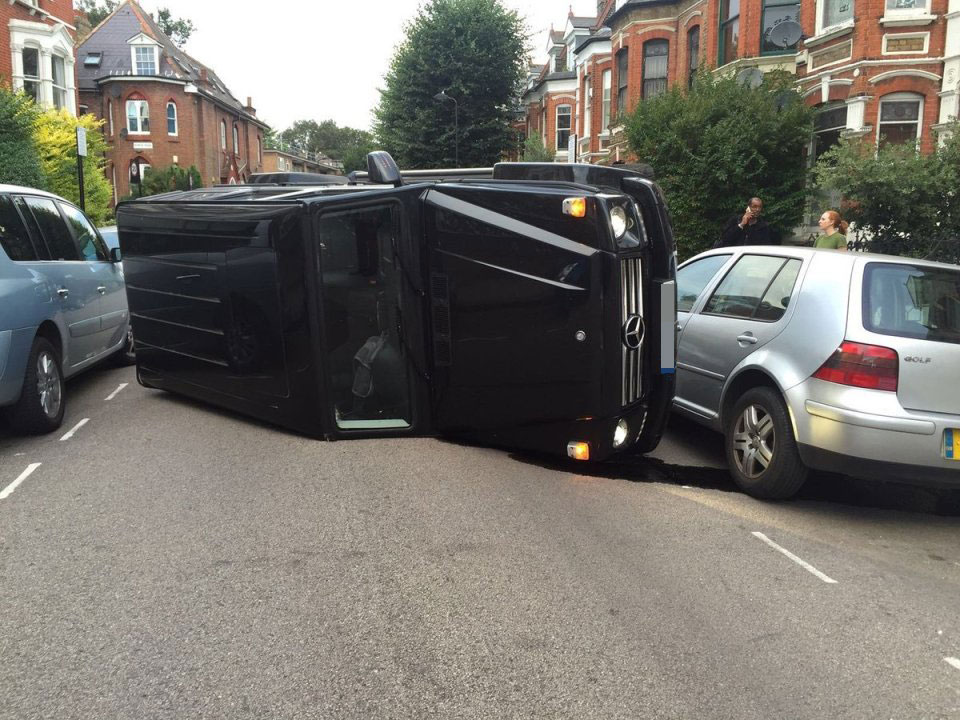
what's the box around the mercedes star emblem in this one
[622,315,644,350]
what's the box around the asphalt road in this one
[1,364,959,719]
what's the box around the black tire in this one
[5,337,65,434]
[724,386,808,500]
[113,323,136,366]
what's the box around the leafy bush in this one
[815,127,960,263]
[0,87,46,189]
[34,109,113,224]
[138,164,203,197]
[521,133,554,162]
[625,70,813,260]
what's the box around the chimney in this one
[244,96,256,116]
[199,68,207,83]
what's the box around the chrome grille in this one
[621,256,643,406]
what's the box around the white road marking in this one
[946,657,960,671]
[104,383,128,401]
[59,418,89,442]
[751,531,838,584]
[0,463,41,500]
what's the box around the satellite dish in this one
[736,68,764,90]
[768,20,803,49]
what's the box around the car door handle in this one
[57,288,69,298]
[737,333,758,345]
[97,286,107,295]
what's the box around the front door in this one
[315,189,425,433]
[676,253,803,418]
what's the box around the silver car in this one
[674,246,960,499]
[0,186,133,434]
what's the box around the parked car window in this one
[703,254,789,319]
[12,197,50,260]
[864,262,960,345]
[677,254,731,312]
[22,196,80,261]
[0,195,39,262]
[754,258,802,322]
[60,203,108,261]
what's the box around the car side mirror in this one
[366,151,403,187]
[110,247,122,263]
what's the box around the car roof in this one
[0,184,64,201]
[684,246,960,273]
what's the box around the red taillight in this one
[813,342,899,392]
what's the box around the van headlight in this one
[613,418,629,448]
[610,205,628,239]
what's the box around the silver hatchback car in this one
[675,246,960,499]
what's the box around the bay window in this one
[556,105,572,151]
[51,55,67,109]
[719,0,740,66]
[642,40,668,99]
[616,49,629,118]
[21,47,41,103]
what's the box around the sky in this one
[131,0,601,133]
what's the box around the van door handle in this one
[737,333,758,345]
[57,288,69,298]
[97,286,106,294]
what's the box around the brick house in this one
[76,0,269,202]
[261,149,340,175]
[524,0,959,164]
[2,0,78,115]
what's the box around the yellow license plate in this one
[945,429,960,460]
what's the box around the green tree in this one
[815,127,960,263]
[0,87,46,189]
[374,0,527,169]
[33,109,113,225]
[138,164,203,197]
[521,133,553,162]
[75,0,117,33]
[274,119,373,163]
[155,8,195,48]
[625,70,814,259]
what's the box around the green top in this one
[815,232,847,249]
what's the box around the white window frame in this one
[881,0,934,25]
[583,76,592,139]
[20,44,42,104]
[51,53,67,110]
[166,102,178,136]
[108,99,114,136]
[233,125,241,157]
[556,104,572,151]
[876,91,923,147]
[220,120,227,151]
[9,20,77,115]
[129,36,160,76]
[601,69,612,134]
[126,99,150,135]
[816,0,855,35]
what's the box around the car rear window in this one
[864,262,960,345]
[0,195,39,262]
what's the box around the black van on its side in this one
[116,152,676,462]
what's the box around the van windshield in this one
[863,262,960,345]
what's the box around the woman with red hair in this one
[815,210,849,250]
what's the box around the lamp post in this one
[433,90,459,167]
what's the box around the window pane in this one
[135,46,155,74]
[879,123,918,146]
[22,47,39,78]
[722,19,740,64]
[755,259,802,321]
[677,255,731,312]
[24,197,79,261]
[880,100,919,122]
[704,255,787,318]
[824,0,853,27]
[688,27,700,70]
[722,0,741,20]
[815,106,847,131]
[864,263,960,344]
[51,56,65,86]
[60,203,107,261]
[167,103,177,134]
[887,0,925,8]
[762,2,801,53]
[0,195,38,262]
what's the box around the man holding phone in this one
[714,196,779,247]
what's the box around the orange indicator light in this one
[563,197,587,218]
[567,441,591,461]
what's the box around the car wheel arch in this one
[35,320,64,366]
[720,367,784,428]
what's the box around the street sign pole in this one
[76,127,88,212]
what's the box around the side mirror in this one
[110,247,122,263]
[366,151,403,187]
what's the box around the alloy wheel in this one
[36,350,62,419]
[732,404,775,479]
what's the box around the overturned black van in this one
[116,152,677,461]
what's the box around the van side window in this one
[22,197,80,261]
[60,202,108,261]
[0,195,39,262]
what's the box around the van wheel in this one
[724,387,808,500]
[6,337,65,434]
